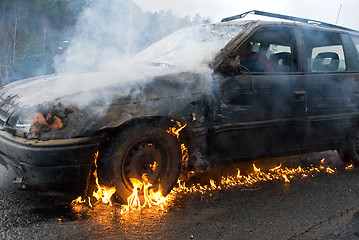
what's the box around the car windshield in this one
[134,23,248,68]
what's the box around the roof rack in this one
[221,10,357,33]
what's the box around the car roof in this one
[220,10,359,34]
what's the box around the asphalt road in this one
[1,151,359,240]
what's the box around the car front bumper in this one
[0,130,103,196]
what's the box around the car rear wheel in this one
[110,125,182,203]
[340,129,359,165]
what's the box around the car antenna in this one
[335,3,342,25]
[221,10,358,33]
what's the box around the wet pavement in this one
[1,151,359,240]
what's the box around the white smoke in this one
[0,0,235,113]
[0,0,242,142]
[53,0,208,74]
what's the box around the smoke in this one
[14,0,215,113]
[53,0,209,74]
[0,0,234,141]
[1,0,230,113]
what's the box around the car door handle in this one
[292,91,308,112]
[292,91,306,101]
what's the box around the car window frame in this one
[348,33,359,70]
[215,23,302,75]
[299,27,359,73]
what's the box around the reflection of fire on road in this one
[71,121,352,214]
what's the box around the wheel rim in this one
[122,139,167,190]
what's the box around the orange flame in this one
[174,158,337,195]
[166,120,187,139]
[122,178,143,212]
[121,173,166,214]
[70,196,86,206]
[326,166,335,173]
[346,164,354,170]
[92,151,117,206]
[120,120,190,213]
[71,151,116,207]
[72,119,356,214]
[150,161,158,171]
[166,120,189,169]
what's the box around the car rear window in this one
[301,28,347,72]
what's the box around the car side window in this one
[267,44,295,72]
[350,35,359,59]
[301,28,347,72]
[218,27,298,74]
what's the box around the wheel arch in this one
[96,116,194,186]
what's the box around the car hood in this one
[0,63,186,108]
[0,63,213,139]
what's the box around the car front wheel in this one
[110,125,182,203]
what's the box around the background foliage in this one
[0,0,208,85]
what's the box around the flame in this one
[70,196,86,206]
[326,166,335,173]
[71,151,116,207]
[121,120,190,213]
[346,164,354,170]
[166,120,189,169]
[174,158,337,195]
[122,178,143,212]
[150,161,158,171]
[121,173,167,214]
[92,151,117,206]
[71,118,357,214]
[210,179,216,189]
[166,120,187,139]
[253,163,261,173]
[72,121,188,209]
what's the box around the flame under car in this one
[1,11,359,202]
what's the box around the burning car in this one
[1,10,359,202]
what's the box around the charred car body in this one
[1,11,359,201]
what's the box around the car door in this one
[210,25,307,163]
[299,27,359,149]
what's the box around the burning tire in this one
[111,125,182,203]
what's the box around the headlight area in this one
[30,112,63,131]
[6,106,73,139]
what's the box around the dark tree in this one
[0,0,209,84]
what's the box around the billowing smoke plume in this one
[0,0,223,141]
[53,0,209,74]
[0,0,221,114]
